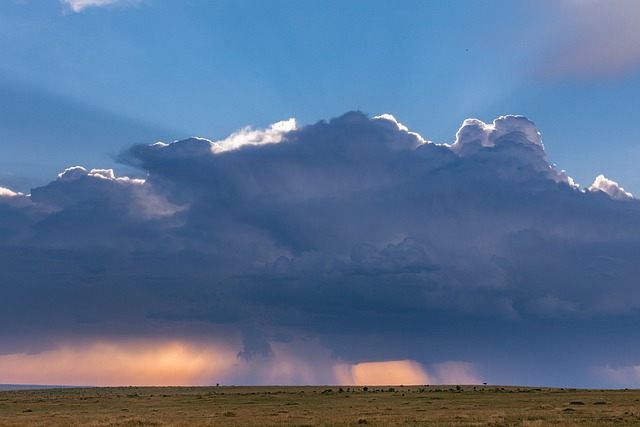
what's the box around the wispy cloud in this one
[593,364,640,388]
[542,0,640,79]
[60,0,141,13]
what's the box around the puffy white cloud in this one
[2,111,640,387]
[372,114,427,148]
[451,115,544,156]
[0,185,31,209]
[212,119,297,154]
[60,0,140,13]
[450,116,579,189]
[57,166,88,182]
[589,174,634,201]
[0,186,21,198]
[87,168,116,180]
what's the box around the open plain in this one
[1,385,640,426]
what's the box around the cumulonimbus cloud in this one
[1,111,639,387]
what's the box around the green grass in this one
[1,385,639,426]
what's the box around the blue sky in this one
[2,0,640,388]
[2,0,639,194]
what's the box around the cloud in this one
[593,364,640,388]
[0,335,481,387]
[0,186,20,197]
[431,361,483,386]
[0,186,31,209]
[212,119,298,154]
[1,111,640,387]
[334,359,482,386]
[589,174,634,201]
[542,1,640,78]
[60,0,141,13]
[525,294,582,319]
[451,115,544,155]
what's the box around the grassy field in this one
[1,385,640,426]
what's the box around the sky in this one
[1,0,640,388]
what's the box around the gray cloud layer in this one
[2,112,639,387]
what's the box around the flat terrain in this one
[1,385,640,426]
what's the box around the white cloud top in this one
[57,166,88,182]
[60,0,140,13]
[589,174,634,201]
[372,114,427,147]
[0,186,20,197]
[212,118,297,153]
[451,115,544,155]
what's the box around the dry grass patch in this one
[1,385,640,426]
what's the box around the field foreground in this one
[1,385,640,426]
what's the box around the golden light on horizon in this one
[0,336,482,387]
[0,340,239,386]
[335,360,431,386]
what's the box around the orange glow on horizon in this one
[335,360,430,386]
[0,338,482,386]
[0,340,238,386]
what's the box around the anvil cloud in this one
[1,112,639,387]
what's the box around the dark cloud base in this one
[1,112,639,387]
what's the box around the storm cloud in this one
[2,112,640,387]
